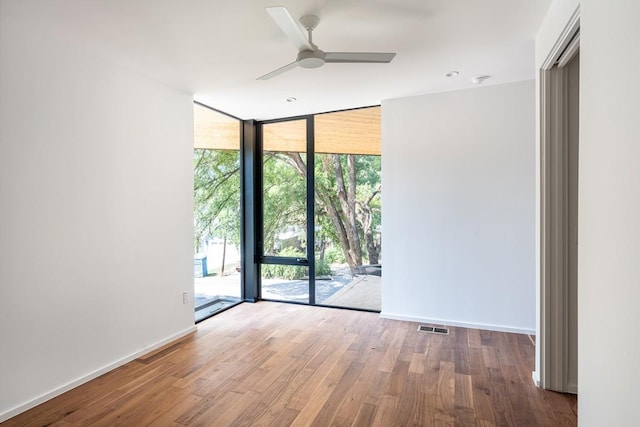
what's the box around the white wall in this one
[381,80,536,333]
[0,4,195,420]
[579,0,640,424]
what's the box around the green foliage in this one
[261,259,332,280]
[262,247,307,280]
[315,258,332,277]
[262,263,306,280]
[314,153,381,266]
[194,143,382,273]
[260,247,332,279]
[323,245,346,264]
[262,153,307,253]
[193,149,241,251]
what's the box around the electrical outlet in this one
[182,291,190,304]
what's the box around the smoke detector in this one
[472,75,491,85]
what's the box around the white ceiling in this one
[17,0,551,120]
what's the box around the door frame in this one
[538,6,580,393]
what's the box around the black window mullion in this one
[307,116,316,305]
[255,123,264,262]
[241,120,259,302]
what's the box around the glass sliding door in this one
[193,103,242,322]
[259,118,312,303]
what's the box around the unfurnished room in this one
[1,0,639,425]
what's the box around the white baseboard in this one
[379,312,535,335]
[532,371,541,387]
[0,325,197,423]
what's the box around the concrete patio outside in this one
[194,268,381,312]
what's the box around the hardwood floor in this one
[2,302,577,426]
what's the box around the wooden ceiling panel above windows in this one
[262,106,381,155]
[194,103,381,155]
[194,103,240,150]
[315,106,381,155]
[262,119,306,153]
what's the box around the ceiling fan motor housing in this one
[297,50,325,68]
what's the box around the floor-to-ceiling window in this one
[313,107,381,311]
[259,118,311,303]
[192,103,381,316]
[193,103,242,322]
[257,107,381,311]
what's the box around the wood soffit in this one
[194,104,381,156]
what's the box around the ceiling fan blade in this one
[266,7,313,52]
[324,52,396,63]
[257,61,299,80]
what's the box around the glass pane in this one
[261,265,309,303]
[193,105,242,322]
[314,151,381,311]
[262,120,307,257]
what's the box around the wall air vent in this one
[417,325,450,335]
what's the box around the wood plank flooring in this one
[2,302,577,426]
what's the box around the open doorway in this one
[539,21,579,393]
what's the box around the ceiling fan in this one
[258,6,396,80]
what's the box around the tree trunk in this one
[331,154,363,269]
[316,190,355,267]
[318,236,326,261]
[357,185,381,265]
[282,152,367,272]
[357,203,377,265]
[220,234,227,276]
[364,228,379,265]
